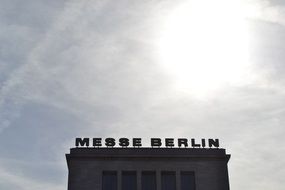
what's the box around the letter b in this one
[151,138,162,147]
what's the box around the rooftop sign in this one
[75,138,220,148]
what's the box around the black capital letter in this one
[119,138,130,147]
[151,138,162,147]
[133,138,142,147]
[165,138,174,147]
[105,138,116,147]
[208,139,219,148]
[75,138,89,147]
[178,138,188,148]
[93,138,102,147]
[191,138,201,148]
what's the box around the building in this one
[66,139,230,190]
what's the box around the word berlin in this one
[75,138,220,148]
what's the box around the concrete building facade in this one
[66,147,230,190]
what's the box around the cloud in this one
[244,0,285,25]
[0,1,169,188]
[0,166,65,190]
[0,0,169,130]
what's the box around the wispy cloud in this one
[0,167,65,190]
[244,0,285,25]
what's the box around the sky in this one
[0,0,285,189]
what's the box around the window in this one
[142,171,156,190]
[161,171,176,190]
[102,171,117,190]
[181,172,195,190]
[122,171,137,190]
[102,170,194,190]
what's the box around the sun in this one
[157,0,251,98]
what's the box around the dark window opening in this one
[181,171,195,190]
[122,171,137,190]
[142,171,156,190]
[161,171,176,190]
[102,171,117,190]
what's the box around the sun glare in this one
[158,0,251,98]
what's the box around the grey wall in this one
[66,148,230,190]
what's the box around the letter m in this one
[75,138,89,147]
